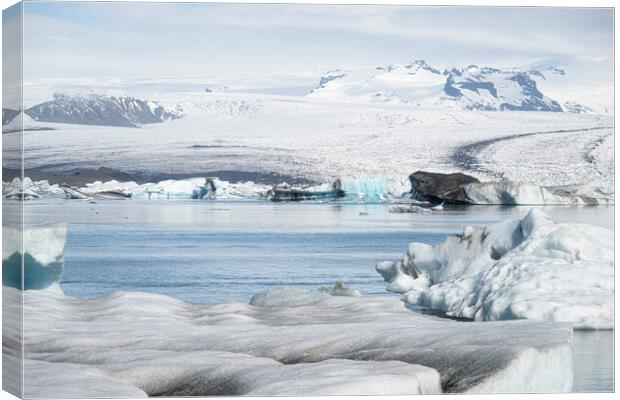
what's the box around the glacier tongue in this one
[376,209,614,329]
[7,286,573,396]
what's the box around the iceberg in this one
[342,178,410,203]
[2,224,68,290]
[6,286,573,396]
[376,209,613,329]
[2,177,63,200]
[250,282,361,307]
[131,177,211,200]
[408,171,614,205]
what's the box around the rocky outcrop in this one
[409,171,480,204]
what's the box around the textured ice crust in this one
[377,209,613,329]
[6,286,573,396]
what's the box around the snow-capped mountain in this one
[307,60,578,112]
[2,108,20,126]
[24,94,183,127]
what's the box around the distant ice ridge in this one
[129,177,405,203]
[9,176,407,203]
[376,209,613,329]
[5,174,612,205]
[2,223,68,290]
[5,284,573,396]
[130,177,271,200]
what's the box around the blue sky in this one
[17,2,615,85]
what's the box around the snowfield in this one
[376,209,614,329]
[2,91,614,197]
[4,285,574,396]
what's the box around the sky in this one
[9,2,615,92]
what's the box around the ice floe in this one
[4,285,573,396]
[376,209,613,329]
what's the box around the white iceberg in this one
[131,177,210,200]
[376,209,613,329]
[2,177,64,199]
[2,223,68,290]
[204,177,271,200]
[5,285,573,396]
[83,179,142,195]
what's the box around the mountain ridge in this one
[22,94,183,127]
[307,60,582,112]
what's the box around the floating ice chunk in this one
[250,287,331,307]
[377,209,613,329]
[389,204,433,213]
[338,178,410,203]
[131,177,210,200]
[317,281,362,297]
[201,178,272,200]
[6,286,573,396]
[83,179,142,195]
[2,177,63,199]
[2,224,68,289]
[250,283,360,307]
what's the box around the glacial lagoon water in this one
[23,199,614,392]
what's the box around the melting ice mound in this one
[2,224,68,290]
[5,286,573,397]
[376,209,613,329]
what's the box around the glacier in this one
[5,284,574,396]
[5,90,613,197]
[376,209,613,329]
